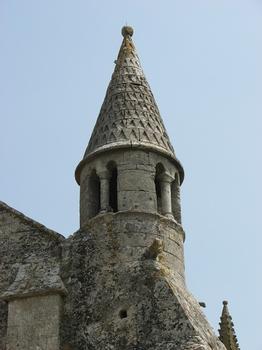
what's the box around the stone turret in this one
[75,26,183,227]
[62,26,226,349]
[0,26,233,350]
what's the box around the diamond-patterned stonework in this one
[83,30,176,159]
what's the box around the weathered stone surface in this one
[59,212,224,349]
[118,169,155,192]
[78,149,182,225]
[0,301,7,350]
[6,294,62,350]
[0,201,64,350]
[83,35,175,158]
[1,261,66,300]
[118,190,156,211]
[75,29,184,186]
[0,26,229,350]
[218,301,240,350]
[0,204,225,349]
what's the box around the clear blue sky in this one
[0,1,261,348]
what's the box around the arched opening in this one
[155,163,165,214]
[107,161,118,212]
[171,173,181,223]
[88,169,100,218]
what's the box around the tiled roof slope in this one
[218,301,240,350]
[76,26,184,183]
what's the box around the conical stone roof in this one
[76,26,183,183]
[218,301,240,350]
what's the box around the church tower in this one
[61,26,227,349]
[75,25,184,227]
[0,26,241,350]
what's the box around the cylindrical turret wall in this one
[79,149,182,228]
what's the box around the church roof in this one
[218,301,240,350]
[75,26,184,184]
[0,201,64,241]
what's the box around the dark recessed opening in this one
[119,309,127,319]
[109,167,118,212]
[155,163,165,214]
[107,161,118,212]
[88,170,101,218]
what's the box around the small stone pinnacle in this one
[121,26,134,37]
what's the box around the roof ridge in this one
[0,200,64,240]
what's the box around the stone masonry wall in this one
[0,301,7,350]
[6,294,62,350]
[60,211,225,349]
[61,211,185,349]
[0,202,225,350]
[80,149,181,226]
[0,203,64,350]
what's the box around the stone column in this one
[98,170,110,213]
[159,173,174,219]
[171,176,182,224]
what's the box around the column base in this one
[164,213,174,219]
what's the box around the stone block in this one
[118,190,156,212]
[123,150,150,165]
[6,294,62,350]
[118,169,155,192]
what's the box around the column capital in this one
[158,172,174,183]
[97,169,111,180]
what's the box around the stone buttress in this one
[60,27,226,349]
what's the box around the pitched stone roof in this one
[0,201,66,301]
[76,26,184,183]
[0,200,64,241]
[218,301,240,350]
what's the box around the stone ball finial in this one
[223,300,228,305]
[122,26,134,37]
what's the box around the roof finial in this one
[218,300,240,350]
[121,26,134,37]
